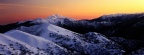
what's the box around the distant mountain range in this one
[0,13,144,55]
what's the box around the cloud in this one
[0,3,50,10]
[0,0,22,4]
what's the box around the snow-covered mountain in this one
[1,13,144,55]
[0,23,124,55]
[30,14,75,25]
[0,30,71,55]
[16,23,124,55]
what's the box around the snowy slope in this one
[0,33,47,55]
[84,32,110,43]
[17,23,82,40]
[16,23,124,55]
[4,30,71,55]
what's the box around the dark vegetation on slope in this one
[0,21,36,33]
[57,13,144,40]
[54,13,144,54]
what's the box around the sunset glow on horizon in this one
[0,0,144,24]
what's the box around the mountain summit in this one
[31,14,74,25]
[47,14,65,19]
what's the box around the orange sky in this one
[0,0,144,24]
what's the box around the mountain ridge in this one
[1,13,144,55]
